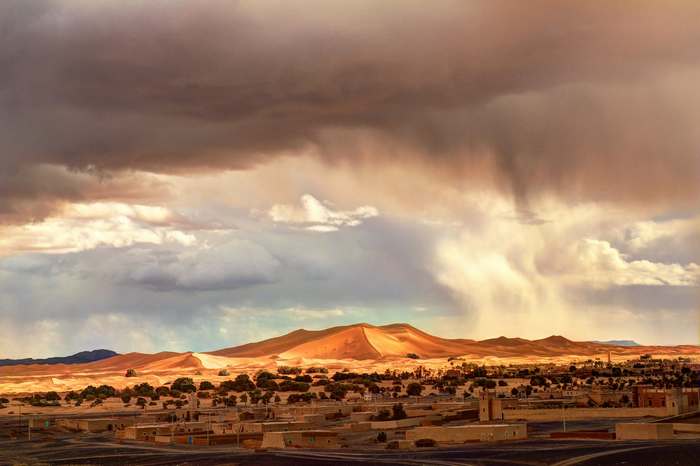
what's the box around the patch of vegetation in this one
[406,382,423,396]
[287,392,317,404]
[220,374,256,392]
[278,380,310,392]
[199,380,215,391]
[171,377,197,393]
[19,392,61,407]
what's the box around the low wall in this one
[350,422,372,432]
[261,431,340,449]
[300,414,326,425]
[391,439,416,450]
[57,418,118,432]
[672,423,700,433]
[616,423,674,440]
[238,421,310,433]
[407,424,527,443]
[155,432,262,445]
[370,418,421,430]
[350,412,374,422]
[284,405,353,417]
[550,431,615,440]
[405,408,435,418]
[502,407,667,421]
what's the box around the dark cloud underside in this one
[2,0,700,222]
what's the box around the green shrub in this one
[199,381,215,391]
[171,377,196,393]
[406,382,423,396]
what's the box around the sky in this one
[1,0,699,358]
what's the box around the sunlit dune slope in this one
[361,324,477,358]
[208,326,349,358]
[279,325,382,360]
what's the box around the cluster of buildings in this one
[479,386,700,422]
[25,400,523,449]
[14,354,700,450]
[23,383,700,450]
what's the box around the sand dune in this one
[209,323,699,360]
[278,325,382,360]
[208,324,377,358]
[4,324,699,375]
[192,352,239,369]
[210,323,478,359]
[2,323,699,394]
[272,322,467,360]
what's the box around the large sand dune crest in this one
[207,323,698,360]
[210,323,479,360]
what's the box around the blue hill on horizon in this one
[0,349,118,367]
[594,340,641,347]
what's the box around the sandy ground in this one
[1,351,698,395]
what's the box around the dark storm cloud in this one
[0,164,170,224]
[2,0,700,222]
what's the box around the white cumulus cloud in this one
[268,194,378,232]
[0,202,196,255]
[564,239,698,287]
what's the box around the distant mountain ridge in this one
[0,349,118,367]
